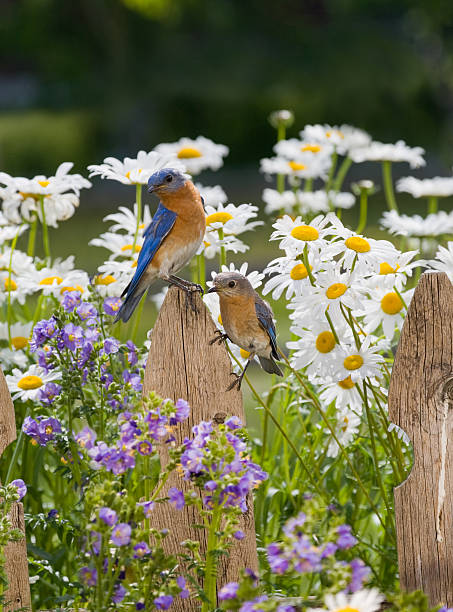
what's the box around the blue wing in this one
[122,202,177,299]
[255,296,279,359]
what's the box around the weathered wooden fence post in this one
[143,286,258,610]
[389,271,453,607]
[0,368,31,611]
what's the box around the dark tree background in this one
[1,0,453,178]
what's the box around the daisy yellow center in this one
[60,285,84,294]
[39,276,63,286]
[381,292,403,315]
[38,180,50,187]
[121,244,142,253]
[301,144,321,153]
[131,260,137,268]
[288,161,306,171]
[177,147,202,159]
[326,130,344,139]
[218,314,223,325]
[17,375,43,390]
[4,278,17,291]
[345,236,370,253]
[338,375,355,389]
[380,262,400,275]
[333,608,360,612]
[206,212,233,226]
[240,348,250,359]
[95,274,116,286]
[125,169,141,180]
[12,336,28,350]
[290,263,311,280]
[325,283,347,299]
[315,331,336,353]
[290,225,319,241]
[343,355,364,370]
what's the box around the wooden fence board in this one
[388,272,453,606]
[0,365,31,611]
[143,286,258,610]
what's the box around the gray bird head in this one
[207,272,254,297]
[147,168,190,195]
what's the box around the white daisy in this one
[296,190,355,215]
[362,250,419,291]
[154,136,229,175]
[270,213,341,257]
[22,257,89,298]
[331,336,387,383]
[262,189,297,215]
[199,231,249,259]
[425,241,453,280]
[0,347,28,370]
[313,587,384,612]
[88,151,186,185]
[0,322,33,351]
[205,203,262,236]
[318,375,363,413]
[300,124,372,156]
[350,140,425,168]
[388,422,411,446]
[274,138,334,162]
[327,407,362,458]
[6,365,60,401]
[102,203,152,235]
[195,183,228,208]
[260,155,331,181]
[89,231,142,259]
[359,286,413,340]
[380,210,453,237]
[331,229,400,276]
[397,175,453,198]
[263,254,319,300]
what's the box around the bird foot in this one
[226,372,242,392]
[184,289,200,314]
[209,330,228,345]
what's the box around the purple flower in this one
[90,531,102,555]
[204,480,217,491]
[177,576,189,598]
[30,317,58,351]
[76,302,98,321]
[22,416,62,446]
[47,509,59,519]
[111,523,131,546]
[337,524,357,550]
[103,337,120,355]
[38,382,62,405]
[234,530,245,540]
[133,541,151,558]
[123,369,142,391]
[104,448,135,475]
[136,602,145,610]
[61,290,82,312]
[320,541,337,558]
[112,583,126,603]
[276,606,296,612]
[225,415,242,429]
[126,340,138,366]
[80,566,97,586]
[137,500,155,518]
[174,399,190,422]
[267,542,289,574]
[239,595,268,611]
[136,440,153,455]
[99,507,118,526]
[218,581,239,600]
[154,595,173,610]
[103,297,122,316]
[349,558,370,592]
[168,487,185,510]
[62,323,84,351]
[75,426,97,449]
[11,479,27,500]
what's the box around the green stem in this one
[427,196,438,215]
[5,405,30,483]
[218,227,226,268]
[202,508,222,611]
[304,178,313,192]
[132,184,142,252]
[303,245,315,286]
[197,253,206,292]
[332,156,352,192]
[325,309,340,344]
[382,161,399,212]
[39,194,51,260]
[356,188,368,234]
[27,214,38,257]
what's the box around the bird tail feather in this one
[258,356,283,376]
[114,288,146,323]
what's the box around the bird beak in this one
[147,184,158,193]
[207,286,218,293]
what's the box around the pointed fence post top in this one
[388,271,453,606]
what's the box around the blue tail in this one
[114,287,146,323]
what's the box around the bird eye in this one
[228,281,236,288]
[165,175,173,183]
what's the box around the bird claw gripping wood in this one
[209,330,229,345]
[226,371,242,392]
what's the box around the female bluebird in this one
[208,272,283,390]
[115,168,206,322]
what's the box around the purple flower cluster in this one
[218,584,295,612]
[10,478,27,500]
[176,418,267,512]
[22,415,62,446]
[75,400,190,475]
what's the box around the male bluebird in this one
[208,271,283,390]
[115,168,206,322]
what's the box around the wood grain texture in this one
[0,366,31,611]
[388,272,453,606]
[143,287,258,610]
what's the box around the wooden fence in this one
[0,273,452,609]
